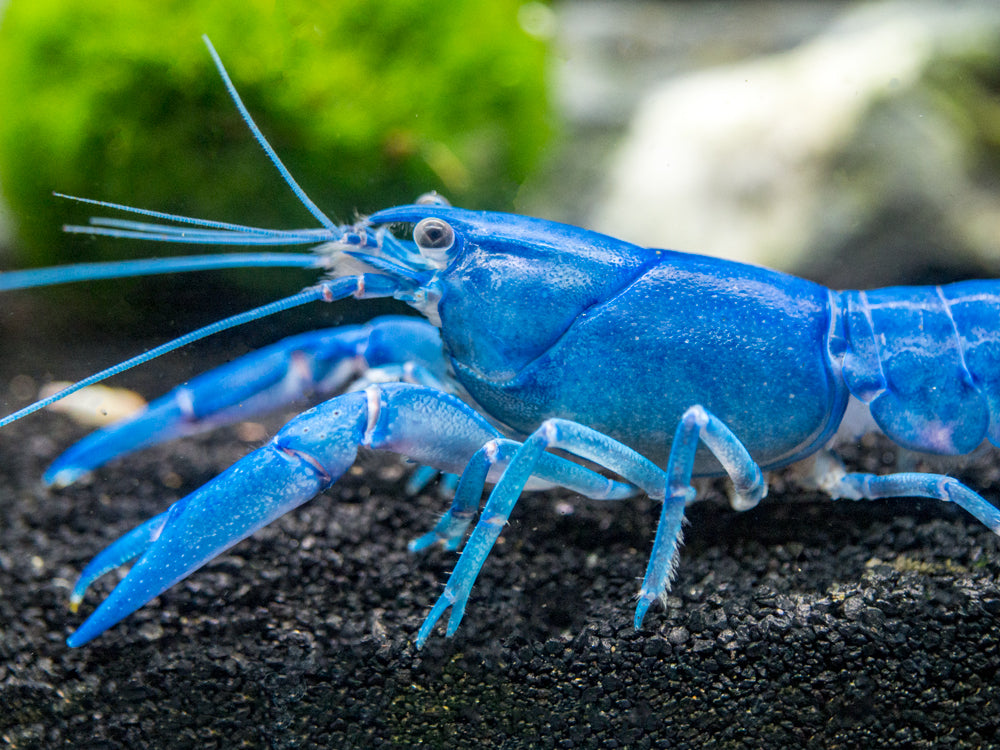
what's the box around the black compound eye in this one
[414,217,455,259]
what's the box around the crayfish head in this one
[364,202,661,384]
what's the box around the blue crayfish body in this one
[403,203,845,470]
[3,38,999,649]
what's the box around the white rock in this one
[592,1,1000,282]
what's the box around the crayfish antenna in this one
[0,253,321,291]
[201,35,337,231]
[0,38,372,429]
[0,281,346,429]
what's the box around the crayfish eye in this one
[415,191,451,207]
[413,217,455,266]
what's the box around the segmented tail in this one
[837,281,1000,454]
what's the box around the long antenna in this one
[201,35,337,231]
[0,39,362,428]
[0,253,320,290]
[0,276,379,429]
[54,192,299,235]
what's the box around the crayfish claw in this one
[68,510,171,613]
[415,594,455,649]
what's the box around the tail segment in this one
[836,281,1000,454]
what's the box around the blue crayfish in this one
[3,38,1000,649]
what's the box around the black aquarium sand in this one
[3,318,1000,749]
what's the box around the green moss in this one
[0,0,552,267]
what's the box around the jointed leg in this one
[635,405,767,625]
[409,437,640,553]
[417,405,769,647]
[810,450,1000,533]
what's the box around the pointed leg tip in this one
[634,595,653,630]
[408,533,435,553]
[43,467,83,489]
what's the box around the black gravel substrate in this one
[3,319,1000,748]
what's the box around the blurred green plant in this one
[0,0,553,268]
